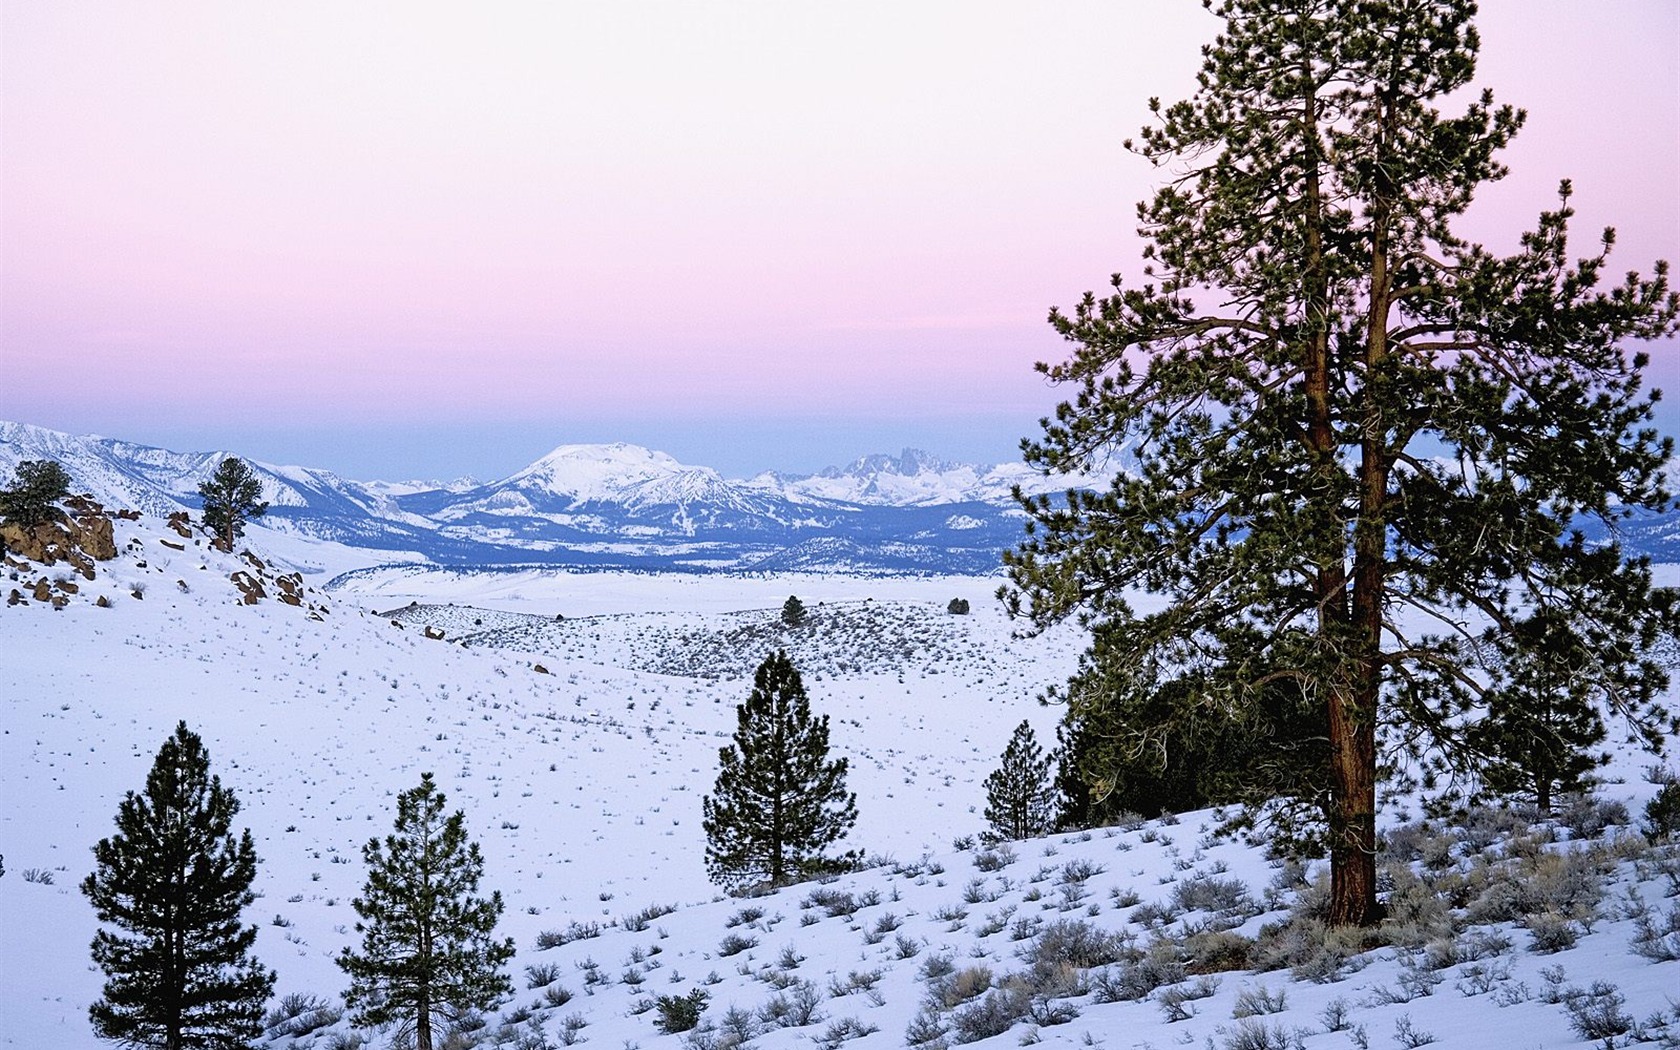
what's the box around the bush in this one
[1183,929,1253,973]
[654,990,710,1034]
[1562,981,1633,1043]
[717,933,757,957]
[1523,911,1580,953]
[1220,1019,1301,1050]
[815,1016,880,1050]
[948,985,1031,1044]
[525,962,562,988]
[535,921,602,950]
[1644,780,1680,843]
[1023,919,1128,972]
[1630,900,1680,962]
[1231,984,1287,1018]
[928,965,993,1009]
[1173,874,1256,916]
[804,887,860,917]
[623,902,677,932]
[1555,795,1629,841]
[264,993,341,1038]
[1157,975,1219,1022]
[946,598,970,615]
[1091,943,1183,1002]
[757,980,823,1028]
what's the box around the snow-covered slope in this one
[4,515,1678,1050]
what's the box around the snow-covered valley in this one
[4,505,1680,1050]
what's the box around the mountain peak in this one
[499,442,720,504]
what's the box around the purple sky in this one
[2,2,1676,480]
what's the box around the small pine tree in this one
[702,650,858,890]
[1469,611,1609,815]
[81,721,275,1050]
[781,595,807,627]
[983,721,1055,841]
[197,457,267,551]
[339,774,513,1050]
[0,459,72,527]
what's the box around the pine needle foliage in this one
[703,650,858,891]
[1468,609,1608,815]
[197,457,267,551]
[338,773,514,1050]
[81,721,275,1050]
[1002,0,1680,927]
[983,721,1056,841]
[0,459,72,527]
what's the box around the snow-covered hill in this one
[4,512,1679,1050]
[0,422,1074,573]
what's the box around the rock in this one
[533,663,550,675]
[160,539,185,551]
[7,589,22,606]
[229,570,266,604]
[32,579,51,602]
[167,512,193,539]
[69,514,116,560]
[422,626,446,640]
[57,579,79,595]
[95,594,111,608]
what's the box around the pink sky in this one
[2,1,1676,478]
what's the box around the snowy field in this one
[3,512,1679,1049]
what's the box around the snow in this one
[3,510,1678,1050]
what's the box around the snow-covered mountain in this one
[0,422,1071,574]
[747,447,1057,507]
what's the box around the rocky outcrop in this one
[1,496,119,568]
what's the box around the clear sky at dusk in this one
[2,2,1676,480]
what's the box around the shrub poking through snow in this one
[653,989,710,1034]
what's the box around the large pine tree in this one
[983,721,1056,842]
[81,722,275,1050]
[338,773,513,1050]
[1004,0,1679,927]
[702,650,858,891]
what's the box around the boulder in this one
[70,514,116,560]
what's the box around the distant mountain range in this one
[0,421,1079,575]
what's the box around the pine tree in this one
[81,722,275,1050]
[983,721,1055,842]
[781,595,807,627]
[702,650,858,891]
[0,458,72,527]
[338,773,513,1050]
[1002,0,1679,927]
[1469,610,1608,815]
[1050,640,1330,838]
[197,457,267,551]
